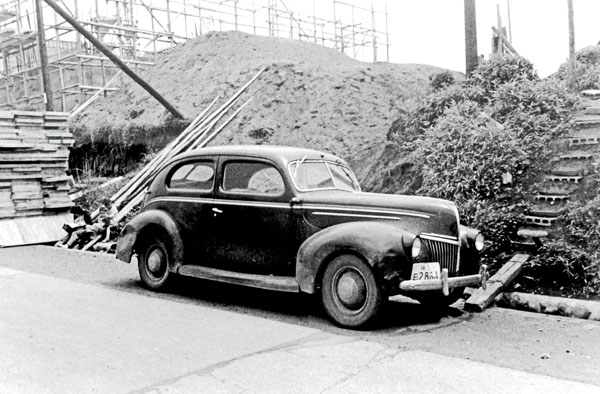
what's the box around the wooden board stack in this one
[0,110,73,220]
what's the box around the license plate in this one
[410,262,441,281]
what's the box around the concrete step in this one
[558,151,596,160]
[550,163,587,177]
[537,181,579,195]
[545,175,583,183]
[566,136,600,147]
[517,228,549,238]
[528,203,567,217]
[574,114,600,126]
[523,215,558,227]
[511,228,550,249]
[581,89,600,98]
[534,194,570,203]
[584,107,600,115]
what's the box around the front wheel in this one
[137,236,171,290]
[321,254,383,328]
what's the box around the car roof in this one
[168,145,347,167]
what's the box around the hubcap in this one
[147,247,166,275]
[335,269,367,310]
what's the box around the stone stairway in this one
[513,90,600,249]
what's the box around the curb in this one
[496,291,600,321]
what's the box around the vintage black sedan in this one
[116,145,487,328]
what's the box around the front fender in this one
[115,209,184,272]
[296,221,411,294]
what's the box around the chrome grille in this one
[421,237,459,275]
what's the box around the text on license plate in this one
[410,262,441,281]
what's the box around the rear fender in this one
[115,209,184,272]
[296,221,410,294]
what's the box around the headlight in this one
[411,236,422,259]
[474,233,485,251]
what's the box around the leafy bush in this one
[469,54,538,93]
[556,46,600,92]
[430,71,455,91]
[524,242,600,296]
[416,101,527,202]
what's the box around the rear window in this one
[168,161,215,190]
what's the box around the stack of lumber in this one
[0,111,74,246]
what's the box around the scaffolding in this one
[0,0,390,112]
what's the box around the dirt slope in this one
[74,31,447,176]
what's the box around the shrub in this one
[416,101,527,203]
[556,46,600,92]
[470,54,538,93]
[430,71,455,91]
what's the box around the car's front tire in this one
[321,254,383,328]
[137,235,171,290]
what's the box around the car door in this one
[162,157,216,265]
[205,156,301,276]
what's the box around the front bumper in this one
[399,265,487,296]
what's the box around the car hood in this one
[297,191,460,238]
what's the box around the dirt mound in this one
[74,31,447,177]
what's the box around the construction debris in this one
[0,110,73,246]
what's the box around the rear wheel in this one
[137,235,171,290]
[321,254,383,328]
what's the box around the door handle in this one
[212,207,223,215]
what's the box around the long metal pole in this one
[35,0,54,110]
[43,0,184,119]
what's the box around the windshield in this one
[288,160,361,192]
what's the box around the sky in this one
[30,0,600,78]
[346,0,600,77]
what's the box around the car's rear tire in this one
[321,254,383,328]
[137,235,171,290]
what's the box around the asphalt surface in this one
[1,245,599,393]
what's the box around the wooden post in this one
[385,4,389,62]
[568,0,575,58]
[507,0,512,43]
[35,0,54,110]
[234,0,238,31]
[371,4,377,62]
[43,0,184,119]
[464,0,478,76]
[166,0,173,47]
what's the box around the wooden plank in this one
[464,254,528,312]
[0,213,71,246]
[42,175,72,183]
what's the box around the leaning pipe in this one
[43,0,184,119]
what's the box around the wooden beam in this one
[464,253,529,312]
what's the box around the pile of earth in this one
[73,31,447,180]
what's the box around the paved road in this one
[1,246,599,393]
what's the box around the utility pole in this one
[464,0,478,75]
[35,0,54,111]
[568,0,575,58]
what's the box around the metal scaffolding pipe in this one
[42,0,184,119]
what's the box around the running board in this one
[178,265,300,293]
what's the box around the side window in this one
[168,161,214,190]
[222,161,285,195]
